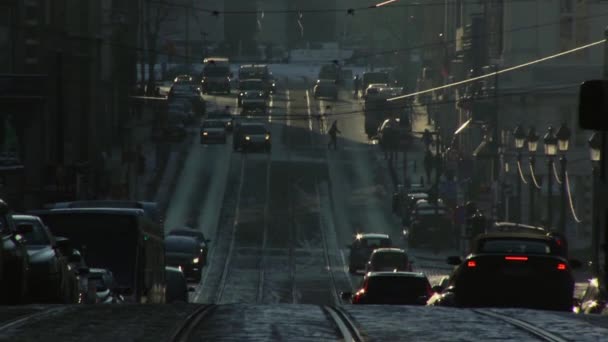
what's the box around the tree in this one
[143,0,170,95]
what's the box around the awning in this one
[454,118,472,135]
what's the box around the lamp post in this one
[527,127,539,225]
[556,123,571,234]
[513,124,526,222]
[543,126,558,228]
[589,132,601,276]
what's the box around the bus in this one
[201,57,232,94]
[30,208,165,304]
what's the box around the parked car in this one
[13,214,79,303]
[165,266,194,303]
[165,236,205,282]
[167,228,210,265]
[0,199,31,304]
[341,271,433,305]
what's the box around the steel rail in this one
[473,309,568,342]
[169,304,217,342]
[0,306,72,332]
[323,306,365,342]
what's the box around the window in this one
[0,7,12,72]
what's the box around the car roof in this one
[357,233,390,240]
[474,232,555,242]
[366,271,426,279]
[12,214,41,222]
[372,248,406,254]
[492,221,548,233]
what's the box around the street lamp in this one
[513,124,526,222]
[589,132,601,276]
[527,127,539,225]
[543,126,557,229]
[555,123,570,234]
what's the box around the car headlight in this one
[227,121,232,126]
[240,92,244,96]
[265,134,270,140]
[245,136,251,141]
[202,131,208,136]
[192,257,200,264]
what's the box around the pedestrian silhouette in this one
[328,120,341,150]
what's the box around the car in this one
[376,117,405,152]
[206,111,235,131]
[362,71,390,90]
[437,232,581,311]
[87,268,124,304]
[238,79,269,106]
[165,266,194,303]
[313,79,338,100]
[406,199,454,249]
[238,64,274,93]
[164,236,205,282]
[491,222,569,258]
[167,227,210,265]
[13,214,79,303]
[346,233,392,273]
[341,271,433,305]
[365,248,412,273]
[363,83,388,99]
[0,199,31,304]
[233,122,271,153]
[54,237,94,304]
[240,91,268,114]
[200,119,228,144]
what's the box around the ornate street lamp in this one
[527,127,539,225]
[543,126,557,228]
[512,124,526,222]
[555,123,570,234]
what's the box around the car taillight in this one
[505,256,528,261]
[467,260,476,268]
[557,263,567,270]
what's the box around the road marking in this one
[257,156,272,303]
[286,90,291,127]
[268,96,273,123]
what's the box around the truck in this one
[201,57,232,94]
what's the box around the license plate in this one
[501,267,531,277]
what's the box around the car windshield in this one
[16,222,50,245]
[203,121,225,128]
[240,81,263,90]
[165,237,198,255]
[367,276,428,297]
[241,125,267,134]
[361,238,391,249]
[478,239,553,255]
[37,213,138,288]
[203,66,230,77]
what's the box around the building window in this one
[0,7,12,72]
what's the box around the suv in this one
[346,233,392,273]
[0,199,31,304]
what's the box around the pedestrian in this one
[353,75,361,99]
[327,120,341,150]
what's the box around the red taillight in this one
[557,263,567,270]
[467,260,476,268]
[505,256,528,261]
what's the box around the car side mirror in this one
[432,285,443,293]
[569,259,583,269]
[446,256,462,265]
[340,291,352,300]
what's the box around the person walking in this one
[353,75,361,99]
[328,120,341,150]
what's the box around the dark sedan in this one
[165,236,205,282]
[341,272,433,305]
[167,227,210,265]
[13,214,78,303]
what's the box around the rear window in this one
[361,238,391,249]
[372,252,408,266]
[367,276,428,296]
[478,239,552,255]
